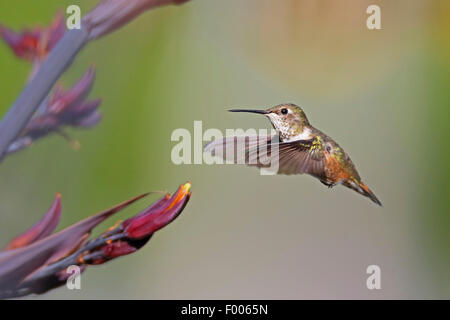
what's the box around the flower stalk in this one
[0,183,191,299]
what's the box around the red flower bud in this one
[124,182,191,239]
[0,12,65,61]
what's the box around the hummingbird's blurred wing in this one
[204,135,273,164]
[204,135,326,177]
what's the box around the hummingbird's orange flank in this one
[204,103,382,206]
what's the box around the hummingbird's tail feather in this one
[343,180,382,206]
[358,182,382,206]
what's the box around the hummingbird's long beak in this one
[228,109,269,115]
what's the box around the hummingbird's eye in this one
[280,108,288,115]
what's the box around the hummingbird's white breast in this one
[283,127,313,142]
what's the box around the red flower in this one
[123,182,191,239]
[0,182,191,298]
[0,12,65,62]
[6,67,102,156]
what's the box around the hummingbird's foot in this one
[320,180,335,188]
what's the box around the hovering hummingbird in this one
[204,103,382,206]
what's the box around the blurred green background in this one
[0,0,449,299]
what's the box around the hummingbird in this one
[204,103,382,206]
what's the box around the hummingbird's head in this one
[229,103,310,140]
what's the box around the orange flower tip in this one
[106,239,113,245]
[56,192,61,198]
[182,182,191,193]
[165,182,191,211]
